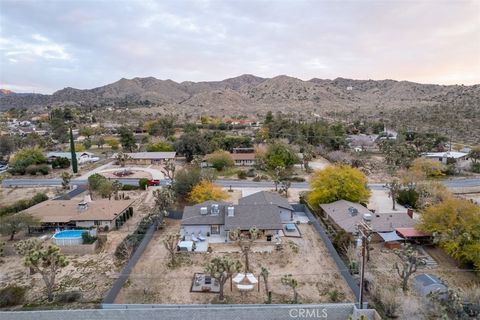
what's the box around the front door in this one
[211,225,220,235]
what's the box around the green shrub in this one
[471,163,480,173]
[51,157,70,169]
[237,170,247,179]
[138,178,149,189]
[121,185,139,190]
[56,291,82,303]
[246,168,256,177]
[286,176,306,182]
[0,286,26,307]
[88,173,107,190]
[0,192,48,216]
[103,225,109,232]
[397,189,418,208]
[253,175,261,182]
[81,232,97,244]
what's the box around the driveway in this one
[75,165,164,180]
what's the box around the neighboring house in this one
[422,151,469,165]
[230,153,256,166]
[181,191,293,242]
[414,274,448,298]
[47,151,100,164]
[319,200,416,234]
[347,134,378,152]
[122,152,176,165]
[24,197,134,230]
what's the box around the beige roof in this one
[24,199,134,223]
[320,200,416,233]
[126,152,176,160]
[230,153,256,161]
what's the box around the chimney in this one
[363,213,372,223]
[407,208,414,219]
[227,206,235,217]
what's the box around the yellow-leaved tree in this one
[308,165,370,206]
[188,180,228,204]
[410,158,445,178]
[417,198,480,270]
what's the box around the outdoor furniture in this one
[204,276,212,285]
[198,232,206,241]
[232,273,245,284]
[285,224,296,232]
[246,273,258,284]
[237,284,254,291]
[191,233,199,242]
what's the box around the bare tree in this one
[385,178,402,210]
[230,227,258,272]
[394,244,425,292]
[280,180,291,197]
[163,233,180,267]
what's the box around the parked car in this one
[147,179,161,186]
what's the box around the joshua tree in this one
[61,171,73,190]
[385,178,402,210]
[230,226,258,273]
[161,160,176,184]
[260,267,271,303]
[281,274,299,303]
[152,188,176,226]
[112,180,123,199]
[205,256,242,301]
[163,233,181,267]
[23,244,69,301]
[394,244,425,292]
[280,180,291,197]
[115,152,131,167]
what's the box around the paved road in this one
[2,177,480,190]
[1,303,359,320]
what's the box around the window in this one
[211,225,220,235]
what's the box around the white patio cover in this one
[232,273,245,284]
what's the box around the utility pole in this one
[357,221,372,309]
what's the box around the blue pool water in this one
[53,230,86,239]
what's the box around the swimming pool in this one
[53,230,87,246]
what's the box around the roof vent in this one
[363,213,372,222]
[78,201,88,212]
[211,204,219,215]
[200,207,208,215]
[227,206,235,217]
[348,207,358,216]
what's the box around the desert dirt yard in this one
[0,187,158,308]
[0,186,60,207]
[115,219,355,304]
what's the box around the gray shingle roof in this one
[181,200,231,226]
[320,200,416,233]
[224,204,283,231]
[239,191,293,211]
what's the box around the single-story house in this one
[181,191,293,242]
[122,152,176,165]
[414,274,448,298]
[24,197,134,230]
[230,153,256,166]
[47,151,100,164]
[422,151,469,165]
[319,200,416,234]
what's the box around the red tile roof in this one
[396,228,430,238]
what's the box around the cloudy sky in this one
[0,0,479,93]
